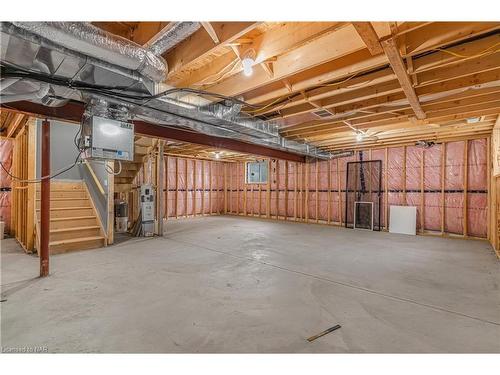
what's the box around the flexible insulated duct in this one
[11,22,168,82]
[145,22,201,56]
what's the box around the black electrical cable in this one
[0,149,83,184]
[0,63,262,108]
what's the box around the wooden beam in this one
[381,37,426,120]
[201,22,220,44]
[178,22,343,87]
[133,22,171,46]
[205,24,371,97]
[165,22,260,77]
[352,22,384,55]
[403,22,500,57]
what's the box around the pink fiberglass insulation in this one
[406,192,422,230]
[168,137,487,236]
[0,139,13,232]
[423,144,442,231]
[278,160,286,190]
[445,141,465,234]
[387,147,405,225]
[370,149,386,227]
[388,147,404,191]
[228,163,237,213]
[216,162,224,213]
[329,159,340,223]
[424,193,442,231]
[467,193,487,237]
[468,139,487,190]
[318,192,328,220]
[406,146,422,190]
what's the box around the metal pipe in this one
[40,119,50,277]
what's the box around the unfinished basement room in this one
[1,5,500,367]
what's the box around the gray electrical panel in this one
[82,116,134,161]
[140,185,155,237]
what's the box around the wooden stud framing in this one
[487,137,491,242]
[293,162,299,221]
[337,158,342,226]
[305,162,309,223]
[224,162,228,214]
[185,159,188,218]
[327,160,331,224]
[384,148,389,231]
[284,161,289,221]
[274,160,278,219]
[165,156,169,222]
[202,160,206,215]
[209,161,213,215]
[175,158,179,219]
[315,160,319,223]
[420,148,425,233]
[193,159,197,217]
[403,146,407,205]
[463,140,468,236]
[26,119,36,251]
[441,143,446,234]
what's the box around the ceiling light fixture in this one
[241,57,254,77]
[214,151,221,159]
[356,132,364,142]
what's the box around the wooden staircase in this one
[115,136,156,193]
[36,181,107,254]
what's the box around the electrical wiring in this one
[192,58,241,87]
[243,73,365,115]
[0,149,83,184]
[0,63,263,109]
[104,160,122,175]
[242,40,500,116]
[431,41,500,59]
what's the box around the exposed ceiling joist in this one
[165,22,260,78]
[352,22,384,55]
[204,24,370,97]
[200,22,220,44]
[381,37,426,120]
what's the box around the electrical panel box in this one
[82,116,134,161]
[140,184,155,236]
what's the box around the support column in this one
[156,140,165,236]
[40,119,50,277]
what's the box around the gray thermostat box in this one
[82,116,134,161]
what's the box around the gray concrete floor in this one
[1,216,499,353]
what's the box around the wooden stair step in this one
[49,225,102,241]
[50,225,100,233]
[47,215,96,222]
[49,236,106,254]
[39,215,98,229]
[37,206,92,211]
[36,198,91,208]
[37,206,95,218]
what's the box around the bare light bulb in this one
[214,152,221,159]
[356,132,364,142]
[241,57,254,76]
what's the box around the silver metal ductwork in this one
[145,22,202,56]
[11,22,168,82]
[0,21,332,159]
